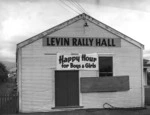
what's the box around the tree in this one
[0,62,8,82]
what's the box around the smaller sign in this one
[57,53,98,70]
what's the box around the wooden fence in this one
[0,93,19,114]
[145,87,150,105]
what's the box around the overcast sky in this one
[1,0,150,62]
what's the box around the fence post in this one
[0,93,19,114]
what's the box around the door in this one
[55,70,79,107]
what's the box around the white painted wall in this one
[18,19,144,112]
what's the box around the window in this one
[147,72,150,86]
[99,57,113,77]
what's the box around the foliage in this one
[0,62,8,81]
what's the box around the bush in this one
[0,62,8,82]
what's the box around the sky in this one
[0,0,150,62]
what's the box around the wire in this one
[67,0,84,13]
[103,103,146,110]
[72,0,88,14]
[103,103,115,109]
[65,0,88,14]
[59,0,80,14]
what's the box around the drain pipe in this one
[140,48,144,107]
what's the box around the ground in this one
[7,107,150,115]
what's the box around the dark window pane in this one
[107,72,113,76]
[147,72,150,85]
[99,57,113,77]
[99,72,113,77]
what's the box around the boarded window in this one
[99,57,113,77]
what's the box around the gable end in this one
[17,13,144,49]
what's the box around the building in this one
[143,59,150,105]
[143,59,150,86]
[17,13,144,113]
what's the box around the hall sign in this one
[43,37,121,47]
[57,53,98,70]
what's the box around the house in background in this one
[8,67,17,83]
[143,59,150,87]
[143,59,150,105]
[17,13,144,113]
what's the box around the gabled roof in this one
[144,59,150,68]
[17,13,144,49]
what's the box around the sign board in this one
[57,53,98,70]
[43,37,121,47]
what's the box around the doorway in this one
[55,70,79,107]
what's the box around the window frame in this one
[98,54,114,77]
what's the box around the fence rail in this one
[0,93,19,114]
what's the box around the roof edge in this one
[17,13,144,49]
[82,13,144,49]
[17,13,84,49]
